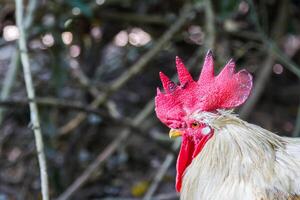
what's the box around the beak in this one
[169,129,182,139]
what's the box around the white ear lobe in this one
[201,126,211,135]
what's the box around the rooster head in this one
[154,50,253,192]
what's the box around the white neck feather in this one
[180,110,300,200]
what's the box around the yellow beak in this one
[169,129,183,139]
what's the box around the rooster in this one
[154,51,300,200]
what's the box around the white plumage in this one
[181,110,300,200]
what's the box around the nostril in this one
[201,126,211,135]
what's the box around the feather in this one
[180,110,300,200]
[154,53,300,200]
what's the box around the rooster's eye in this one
[191,122,200,129]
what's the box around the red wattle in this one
[176,132,213,192]
[176,136,194,192]
[192,133,213,159]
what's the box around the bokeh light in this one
[91,27,102,40]
[3,25,19,41]
[72,7,81,15]
[187,25,204,45]
[283,35,300,56]
[70,45,81,57]
[96,0,105,5]
[42,33,55,47]
[114,30,129,47]
[61,32,73,45]
[238,1,249,14]
[273,64,283,75]
[128,28,151,47]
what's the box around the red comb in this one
[155,50,253,127]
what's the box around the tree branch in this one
[143,140,180,200]
[204,0,215,50]
[0,0,38,125]
[15,0,49,199]
[58,3,195,135]
[0,97,176,154]
[56,100,155,200]
[293,104,300,137]
[240,0,289,118]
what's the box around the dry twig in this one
[240,0,289,118]
[293,105,300,137]
[143,140,180,200]
[58,3,195,135]
[0,51,19,124]
[56,100,155,200]
[0,0,37,124]
[204,0,215,50]
[15,0,49,199]
[0,98,105,116]
[0,97,176,154]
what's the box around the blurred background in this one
[0,0,300,199]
